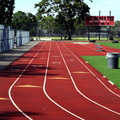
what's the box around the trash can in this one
[106,53,120,69]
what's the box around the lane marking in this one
[103,76,106,78]
[8,42,46,120]
[0,97,9,100]
[70,59,74,61]
[82,43,120,54]
[48,77,69,79]
[72,71,89,74]
[63,42,120,98]
[43,42,85,120]
[32,65,43,67]
[52,62,61,64]
[52,56,60,57]
[38,57,47,59]
[108,81,114,86]
[61,42,120,115]
[81,44,95,50]
[15,85,42,88]
[19,60,29,61]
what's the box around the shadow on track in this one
[0,64,60,78]
[0,111,44,120]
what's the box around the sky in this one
[14,0,120,21]
[84,0,120,21]
[13,0,40,14]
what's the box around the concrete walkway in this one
[0,41,40,71]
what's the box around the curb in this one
[0,41,40,71]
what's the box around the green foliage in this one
[11,11,37,36]
[39,16,56,30]
[115,20,120,26]
[11,11,28,30]
[111,20,120,37]
[0,0,15,25]
[35,0,92,40]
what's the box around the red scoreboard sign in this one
[85,16,114,26]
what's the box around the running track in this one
[0,41,120,120]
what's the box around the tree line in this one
[1,0,120,40]
[0,0,92,39]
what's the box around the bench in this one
[95,43,103,51]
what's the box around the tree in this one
[0,0,15,25]
[74,20,87,35]
[111,20,120,37]
[35,0,92,40]
[26,13,38,36]
[11,11,28,30]
[11,11,37,36]
[39,16,56,35]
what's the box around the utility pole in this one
[98,10,101,40]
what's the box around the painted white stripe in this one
[43,42,85,120]
[103,76,106,78]
[81,44,96,50]
[62,42,120,98]
[8,42,46,120]
[61,42,120,115]
[108,80,114,85]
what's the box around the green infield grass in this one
[82,56,120,88]
[97,41,120,49]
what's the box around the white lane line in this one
[81,44,106,54]
[62,42,120,98]
[8,42,46,120]
[59,42,120,116]
[43,42,85,120]
[108,80,115,85]
[81,44,96,50]
[82,43,120,53]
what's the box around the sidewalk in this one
[0,40,40,71]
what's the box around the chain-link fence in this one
[35,25,120,41]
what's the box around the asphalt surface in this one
[0,40,40,71]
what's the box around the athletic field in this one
[0,41,120,120]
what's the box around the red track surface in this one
[0,41,120,120]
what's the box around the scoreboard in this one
[85,16,114,26]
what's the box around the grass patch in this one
[97,42,120,49]
[82,56,120,88]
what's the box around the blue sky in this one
[13,0,40,14]
[14,0,120,21]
